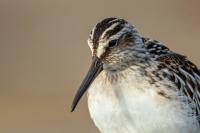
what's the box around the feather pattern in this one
[143,38,200,123]
[74,17,200,133]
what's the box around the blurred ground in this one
[0,0,200,133]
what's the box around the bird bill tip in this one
[71,56,103,112]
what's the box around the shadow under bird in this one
[71,17,200,133]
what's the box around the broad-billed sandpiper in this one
[71,18,200,133]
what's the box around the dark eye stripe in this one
[91,18,117,54]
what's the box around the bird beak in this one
[71,56,103,112]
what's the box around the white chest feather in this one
[87,70,199,133]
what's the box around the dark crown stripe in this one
[92,18,128,52]
[91,18,116,54]
[92,18,117,44]
[102,21,126,40]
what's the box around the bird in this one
[71,17,200,133]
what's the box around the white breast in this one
[87,69,199,133]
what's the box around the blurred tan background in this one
[0,0,200,133]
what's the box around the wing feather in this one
[143,37,200,122]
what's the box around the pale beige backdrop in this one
[0,0,200,133]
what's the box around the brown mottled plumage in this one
[143,38,200,119]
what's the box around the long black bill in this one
[71,56,103,112]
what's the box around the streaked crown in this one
[87,17,147,71]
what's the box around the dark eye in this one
[108,40,117,48]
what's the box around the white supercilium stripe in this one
[100,22,120,40]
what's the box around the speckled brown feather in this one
[143,38,200,122]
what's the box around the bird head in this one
[88,17,146,72]
[71,17,147,111]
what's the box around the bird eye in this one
[108,40,117,48]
